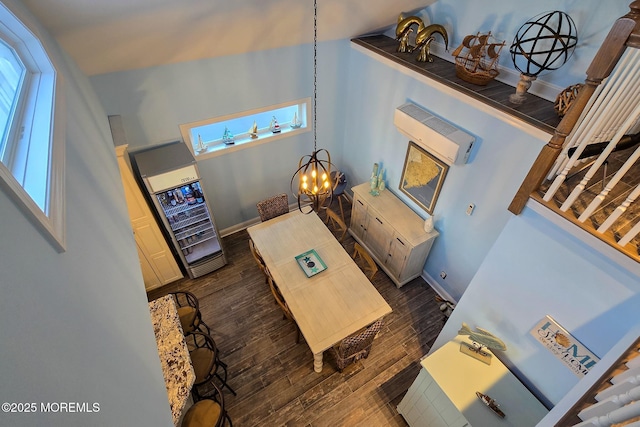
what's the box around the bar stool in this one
[170,291,211,337]
[187,331,236,399]
[181,382,232,427]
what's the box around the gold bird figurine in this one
[414,24,448,62]
[395,14,425,53]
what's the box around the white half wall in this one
[432,204,640,407]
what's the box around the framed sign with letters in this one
[530,315,600,377]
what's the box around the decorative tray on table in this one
[295,249,327,277]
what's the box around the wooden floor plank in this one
[147,198,447,426]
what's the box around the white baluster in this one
[597,182,640,233]
[547,81,608,179]
[543,50,640,202]
[618,218,640,247]
[579,137,640,222]
[561,95,640,212]
[595,374,640,401]
[578,384,640,420]
[575,400,640,427]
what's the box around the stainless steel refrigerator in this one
[132,141,226,279]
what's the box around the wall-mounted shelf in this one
[351,35,561,135]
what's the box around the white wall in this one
[0,1,172,425]
[342,42,549,300]
[432,205,640,407]
[90,41,349,231]
[339,0,630,300]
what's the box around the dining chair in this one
[187,331,236,399]
[329,171,348,223]
[325,208,348,242]
[352,242,378,280]
[181,382,232,427]
[170,291,211,337]
[268,276,300,344]
[327,318,384,372]
[256,193,289,222]
[248,238,268,284]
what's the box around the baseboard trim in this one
[421,270,457,304]
[219,201,313,237]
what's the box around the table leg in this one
[313,352,323,372]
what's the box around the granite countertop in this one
[149,295,195,425]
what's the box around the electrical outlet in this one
[466,203,475,216]
[440,271,447,279]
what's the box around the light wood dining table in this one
[247,210,392,372]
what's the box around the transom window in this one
[180,98,311,160]
[0,1,65,251]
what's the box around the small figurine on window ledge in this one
[249,121,258,139]
[270,116,281,133]
[196,134,207,153]
[222,127,234,145]
[290,112,302,129]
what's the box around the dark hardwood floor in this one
[148,199,447,427]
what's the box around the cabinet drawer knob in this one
[376,217,383,225]
[396,237,405,245]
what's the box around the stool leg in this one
[214,358,237,396]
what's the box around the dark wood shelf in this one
[352,34,561,135]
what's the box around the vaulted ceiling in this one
[22,0,434,76]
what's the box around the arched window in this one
[0,2,65,251]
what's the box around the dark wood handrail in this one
[508,1,640,215]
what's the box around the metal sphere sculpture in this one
[508,10,578,104]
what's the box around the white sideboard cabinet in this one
[397,337,549,427]
[349,182,438,287]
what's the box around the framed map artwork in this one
[399,141,449,215]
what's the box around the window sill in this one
[191,125,310,161]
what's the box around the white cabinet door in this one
[364,209,394,260]
[135,237,162,290]
[385,232,410,279]
[350,195,369,242]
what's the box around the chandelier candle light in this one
[291,0,335,213]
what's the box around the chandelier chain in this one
[290,0,334,214]
[313,0,317,151]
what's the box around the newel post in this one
[508,1,640,215]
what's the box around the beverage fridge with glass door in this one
[132,141,226,279]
